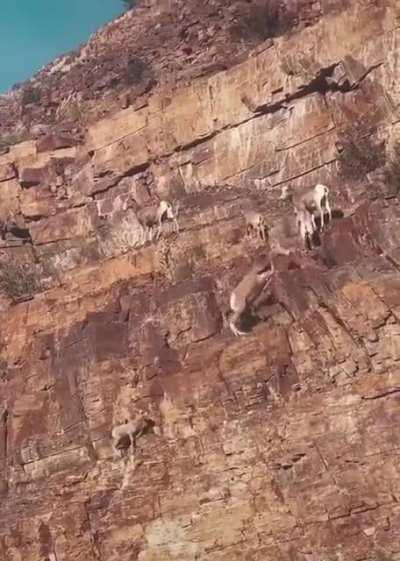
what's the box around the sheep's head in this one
[280,185,291,200]
[314,184,329,198]
[159,200,174,220]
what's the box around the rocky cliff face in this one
[1,1,400,560]
[0,0,338,144]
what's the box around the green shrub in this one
[125,56,153,86]
[0,262,41,302]
[337,120,386,180]
[230,2,297,42]
[21,85,41,106]
[0,132,27,150]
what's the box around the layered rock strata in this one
[1,1,400,560]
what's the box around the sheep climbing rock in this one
[229,257,273,336]
[242,209,267,241]
[136,200,179,244]
[280,183,332,232]
[111,415,155,457]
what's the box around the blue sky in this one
[0,1,124,93]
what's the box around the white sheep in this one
[243,209,267,241]
[281,183,332,231]
[136,200,179,243]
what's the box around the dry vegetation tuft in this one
[229,2,298,42]
[337,120,386,180]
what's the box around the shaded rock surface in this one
[1,1,400,560]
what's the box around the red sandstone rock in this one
[0,1,399,560]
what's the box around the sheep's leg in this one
[311,214,317,232]
[264,275,273,290]
[318,202,324,230]
[274,243,291,257]
[140,225,147,245]
[306,214,315,246]
[156,219,163,240]
[307,219,314,249]
[299,217,309,249]
[113,444,123,459]
[326,200,332,222]
[229,317,247,336]
[130,435,136,458]
[135,427,145,441]
[229,307,247,336]
[174,218,179,234]
[280,247,291,256]
[253,275,273,308]
[295,211,302,235]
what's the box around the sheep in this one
[136,200,179,243]
[111,415,154,457]
[229,257,273,336]
[280,183,332,231]
[243,209,267,241]
[267,211,315,259]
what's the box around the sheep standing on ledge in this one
[281,183,332,232]
[243,209,267,241]
[136,200,179,244]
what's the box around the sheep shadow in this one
[233,289,278,334]
[7,224,32,242]
[310,208,344,248]
[237,308,263,333]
